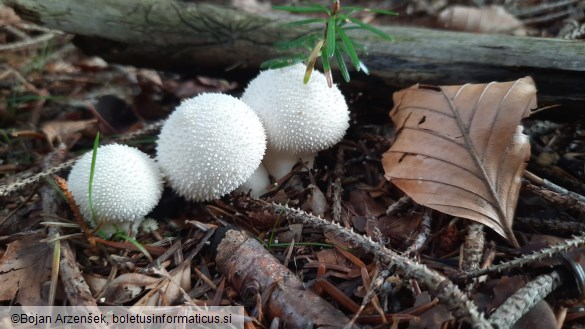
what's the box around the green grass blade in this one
[260,54,306,69]
[366,8,399,15]
[125,236,153,261]
[88,132,100,223]
[267,207,285,250]
[114,230,153,261]
[304,39,324,84]
[273,4,330,14]
[337,28,360,70]
[348,17,394,40]
[325,16,336,58]
[342,6,398,16]
[275,33,319,50]
[334,48,350,83]
[321,47,332,73]
[283,18,326,27]
[269,242,334,248]
[321,47,333,87]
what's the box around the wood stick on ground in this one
[215,229,360,329]
[489,272,561,329]
[234,197,492,329]
[458,233,585,281]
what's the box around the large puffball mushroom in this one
[241,63,349,180]
[235,163,270,197]
[67,144,163,233]
[156,93,266,201]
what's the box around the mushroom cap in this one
[241,63,349,154]
[67,144,163,225]
[156,93,266,201]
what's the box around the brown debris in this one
[216,229,358,328]
[0,234,52,305]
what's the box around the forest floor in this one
[0,1,584,329]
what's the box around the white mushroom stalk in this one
[235,163,270,197]
[156,93,266,201]
[67,144,163,235]
[241,63,349,180]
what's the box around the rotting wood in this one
[3,0,585,109]
[215,229,360,329]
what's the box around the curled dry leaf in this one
[382,77,536,246]
[438,5,525,35]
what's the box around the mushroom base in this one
[263,149,316,181]
[235,163,270,197]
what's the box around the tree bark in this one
[4,0,585,110]
[215,229,359,329]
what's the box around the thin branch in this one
[489,272,561,329]
[458,233,585,280]
[235,197,492,329]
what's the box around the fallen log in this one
[4,0,585,111]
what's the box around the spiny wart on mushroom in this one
[156,93,267,201]
[241,63,349,179]
[67,144,163,235]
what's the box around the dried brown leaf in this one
[408,292,453,329]
[0,236,52,305]
[382,78,536,245]
[134,262,191,306]
[85,273,161,304]
[41,119,97,147]
[438,5,525,35]
[0,6,20,25]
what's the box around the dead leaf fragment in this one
[0,236,52,305]
[438,5,525,35]
[134,262,191,306]
[85,272,161,304]
[409,292,453,329]
[41,119,97,148]
[382,78,536,245]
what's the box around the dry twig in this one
[234,197,492,329]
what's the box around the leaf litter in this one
[0,235,52,305]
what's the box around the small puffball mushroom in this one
[156,93,266,201]
[235,163,270,197]
[241,63,349,180]
[67,144,163,233]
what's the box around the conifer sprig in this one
[262,1,397,87]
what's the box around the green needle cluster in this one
[262,1,397,86]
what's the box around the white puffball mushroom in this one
[235,163,270,197]
[156,93,266,201]
[67,144,163,233]
[241,63,349,180]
